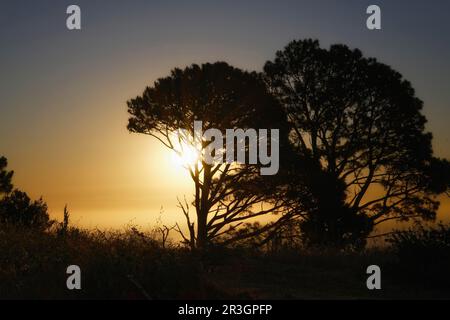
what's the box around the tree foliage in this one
[0,156,52,230]
[0,156,14,196]
[264,39,450,248]
[127,62,296,249]
[0,190,51,230]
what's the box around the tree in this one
[0,155,52,230]
[0,156,14,197]
[0,190,52,230]
[127,62,296,249]
[264,39,450,248]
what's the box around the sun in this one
[170,131,202,169]
[171,143,201,168]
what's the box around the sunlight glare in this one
[170,131,202,170]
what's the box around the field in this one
[1,224,449,300]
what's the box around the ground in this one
[1,226,449,299]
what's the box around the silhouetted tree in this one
[127,62,298,249]
[0,156,13,197]
[264,39,450,248]
[0,156,52,230]
[57,204,70,236]
[0,190,51,230]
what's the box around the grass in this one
[0,224,449,299]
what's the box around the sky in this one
[0,0,449,229]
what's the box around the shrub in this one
[387,223,450,289]
[0,190,52,230]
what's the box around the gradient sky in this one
[1,0,449,230]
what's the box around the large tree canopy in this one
[127,62,298,249]
[264,39,450,248]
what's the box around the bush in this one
[0,156,14,195]
[0,190,52,230]
[0,225,232,299]
[387,223,450,289]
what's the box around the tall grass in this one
[0,225,219,299]
[1,222,450,299]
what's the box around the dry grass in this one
[1,224,449,299]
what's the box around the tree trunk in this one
[196,163,212,249]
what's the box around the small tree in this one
[127,62,296,249]
[57,204,70,236]
[0,156,14,197]
[0,156,52,230]
[264,39,450,248]
[0,190,52,230]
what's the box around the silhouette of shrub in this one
[0,156,13,195]
[0,190,52,230]
[387,223,450,289]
